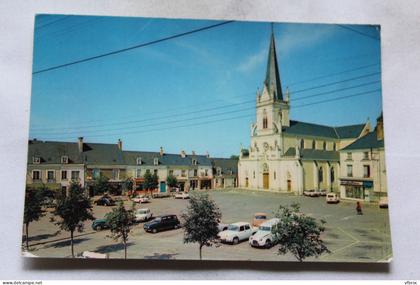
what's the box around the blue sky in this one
[29,15,382,157]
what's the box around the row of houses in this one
[26,137,238,195]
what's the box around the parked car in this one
[132,195,150,203]
[326,193,340,204]
[379,197,388,208]
[174,192,190,199]
[217,222,229,232]
[143,215,181,233]
[249,218,280,248]
[217,222,256,244]
[134,208,153,222]
[252,212,268,227]
[94,196,116,206]
[80,251,109,259]
[92,219,110,231]
[319,189,327,196]
[152,192,171,198]
[303,189,320,197]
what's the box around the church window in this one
[262,110,268,129]
[323,141,327,150]
[300,139,304,149]
[274,171,276,180]
[312,140,316,149]
[318,167,323,183]
[330,167,335,183]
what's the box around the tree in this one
[122,178,134,195]
[105,201,135,259]
[143,170,158,195]
[229,155,239,160]
[23,187,47,250]
[166,173,178,190]
[92,175,110,195]
[53,182,95,257]
[181,192,221,260]
[273,203,330,262]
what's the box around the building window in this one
[363,165,371,178]
[274,171,276,180]
[61,156,69,164]
[263,117,268,129]
[154,169,158,176]
[318,167,323,183]
[347,165,353,177]
[253,171,255,179]
[333,142,337,151]
[363,152,369,160]
[47,170,55,182]
[32,170,40,180]
[112,169,119,180]
[136,157,142,165]
[93,168,100,179]
[312,140,316,149]
[300,139,304,149]
[217,167,222,176]
[61,170,67,180]
[347,152,352,160]
[194,169,198,177]
[71,171,80,180]
[181,170,186,177]
[154,158,159,166]
[323,141,327,150]
[205,169,208,176]
[136,169,141,178]
[33,157,40,164]
[169,170,174,175]
[330,167,335,183]
[192,159,197,165]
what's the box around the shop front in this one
[340,179,373,201]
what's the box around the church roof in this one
[341,132,384,151]
[264,33,283,101]
[284,147,340,161]
[283,120,366,139]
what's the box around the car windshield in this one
[152,218,161,222]
[138,209,148,214]
[255,215,266,219]
[227,225,239,231]
[259,226,271,231]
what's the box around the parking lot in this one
[24,189,392,262]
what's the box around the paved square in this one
[25,189,392,262]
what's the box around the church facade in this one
[238,33,371,195]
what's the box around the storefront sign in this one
[340,180,363,186]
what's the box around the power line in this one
[32,20,235,75]
[292,71,381,94]
[337,24,380,41]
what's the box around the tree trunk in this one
[124,240,127,259]
[199,243,203,260]
[70,230,74,258]
[25,223,29,250]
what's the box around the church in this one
[238,32,371,195]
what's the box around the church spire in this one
[264,28,283,101]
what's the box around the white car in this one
[217,222,256,244]
[132,195,150,203]
[303,189,320,197]
[249,218,280,248]
[175,192,190,199]
[134,208,153,222]
[326,193,340,203]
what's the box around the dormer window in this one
[33,156,40,164]
[312,140,316,149]
[136,157,142,165]
[192,159,197,165]
[61,156,68,164]
[154,158,159,166]
[323,141,327,150]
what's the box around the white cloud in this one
[236,47,266,74]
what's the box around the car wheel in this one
[96,225,102,231]
[233,237,239,245]
[265,240,272,249]
[152,228,157,234]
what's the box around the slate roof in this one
[82,143,125,165]
[123,150,212,166]
[264,33,283,101]
[341,132,384,151]
[284,147,340,161]
[283,120,366,139]
[211,158,238,175]
[28,140,84,164]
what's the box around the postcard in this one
[23,14,391,262]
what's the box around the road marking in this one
[338,227,360,242]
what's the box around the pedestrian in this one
[356,201,363,215]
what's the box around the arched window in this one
[330,167,335,183]
[300,139,304,149]
[262,110,268,129]
[274,171,276,180]
[318,167,323,183]
[323,141,327,150]
[333,142,337,151]
[312,140,316,149]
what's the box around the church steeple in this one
[264,30,283,101]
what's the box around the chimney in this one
[376,113,384,140]
[117,139,122,150]
[205,151,210,158]
[191,150,196,156]
[78,137,84,153]
[180,150,186,158]
[160,146,164,156]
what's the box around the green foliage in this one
[229,155,239,160]
[105,201,135,259]
[181,193,221,260]
[166,173,178,188]
[53,182,95,257]
[273,203,330,262]
[23,187,47,249]
[92,175,110,195]
[122,178,134,193]
[143,170,158,191]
